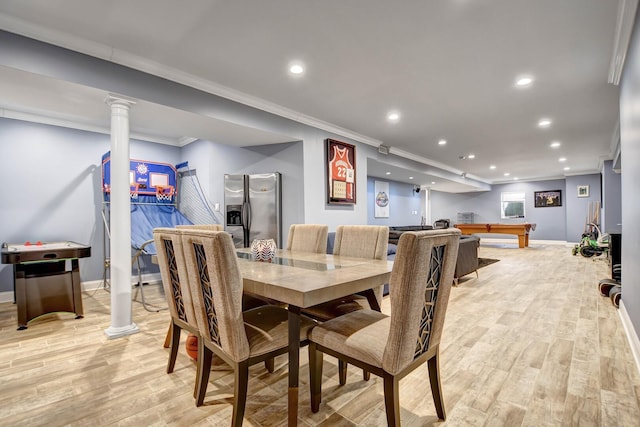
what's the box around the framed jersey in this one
[326,138,356,205]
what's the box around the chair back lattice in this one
[193,242,221,346]
[382,229,460,375]
[153,228,197,328]
[181,229,251,362]
[414,244,445,358]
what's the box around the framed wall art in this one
[534,190,562,207]
[374,180,389,217]
[577,185,590,198]
[326,138,356,204]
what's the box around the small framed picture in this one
[577,185,589,198]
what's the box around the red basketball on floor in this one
[185,333,198,360]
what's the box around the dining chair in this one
[153,227,201,396]
[303,225,388,318]
[307,229,460,425]
[286,224,329,253]
[180,229,316,425]
[161,224,224,349]
[302,225,388,383]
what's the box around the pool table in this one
[454,223,536,248]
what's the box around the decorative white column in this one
[104,95,140,339]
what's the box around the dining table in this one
[235,248,393,426]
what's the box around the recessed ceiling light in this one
[288,62,305,75]
[564,167,571,171]
[387,112,400,122]
[438,139,447,145]
[385,172,391,175]
[409,176,414,180]
[514,177,519,180]
[490,165,497,170]
[550,141,561,148]
[468,154,476,159]
[538,118,552,127]
[559,157,567,162]
[431,181,436,185]
[504,172,510,176]
[515,75,534,87]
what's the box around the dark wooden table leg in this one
[361,288,381,312]
[288,305,301,426]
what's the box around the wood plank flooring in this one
[1,243,638,426]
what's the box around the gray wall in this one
[431,177,602,242]
[0,118,181,292]
[601,160,622,233]
[366,178,422,226]
[565,174,603,241]
[619,12,640,339]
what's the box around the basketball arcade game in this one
[101,152,192,311]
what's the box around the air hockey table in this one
[1,241,91,330]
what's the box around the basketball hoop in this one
[130,183,139,199]
[155,185,175,201]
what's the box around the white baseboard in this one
[0,273,162,304]
[619,300,640,376]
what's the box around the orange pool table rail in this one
[454,223,536,248]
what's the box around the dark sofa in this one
[386,226,481,286]
[327,226,481,294]
[388,225,433,245]
[454,235,480,284]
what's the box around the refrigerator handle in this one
[242,201,251,233]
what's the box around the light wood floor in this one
[1,243,639,426]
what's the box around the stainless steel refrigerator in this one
[224,173,282,248]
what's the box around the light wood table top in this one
[236,248,393,308]
[236,248,392,426]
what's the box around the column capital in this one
[105,93,137,108]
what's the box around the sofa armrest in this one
[455,236,480,280]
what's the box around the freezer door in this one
[224,174,248,248]
[247,173,282,247]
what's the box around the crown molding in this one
[0,108,180,146]
[388,147,490,186]
[608,0,639,85]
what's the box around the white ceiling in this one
[0,0,622,192]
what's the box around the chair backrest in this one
[153,227,197,329]
[382,229,460,375]
[176,224,224,231]
[333,225,389,260]
[180,229,250,362]
[286,224,329,253]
